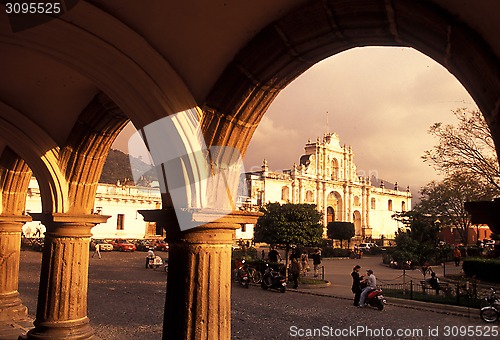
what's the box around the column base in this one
[0,293,28,322]
[21,318,98,340]
[0,298,30,340]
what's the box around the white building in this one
[240,133,411,243]
[24,178,162,239]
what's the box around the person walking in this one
[300,250,309,276]
[92,242,102,259]
[351,265,362,306]
[268,246,282,263]
[311,249,322,278]
[290,256,301,289]
[359,269,377,307]
[453,246,462,266]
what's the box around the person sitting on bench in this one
[428,272,440,293]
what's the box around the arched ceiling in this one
[0,44,98,146]
[0,0,499,184]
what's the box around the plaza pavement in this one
[304,255,464,299]
[3,251,491,339]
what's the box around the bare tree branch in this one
[422,108,500,191]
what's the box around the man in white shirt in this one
[359,269,377,307]
[92,242,101,259]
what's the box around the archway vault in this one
[203,0,500,157]
[0,101,68,213]
[0,0,198,130]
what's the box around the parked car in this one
[154,240,169,252]
[484,239,496,247]
[93,240,113,252]
[135,239,154,252]
[110,239,136,252]
[358,243,378,251]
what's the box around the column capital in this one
[0,214,32,223]
[30,213,110,237]
[139,208,262,243]
[139,208,261,226]
[0,214,31,232]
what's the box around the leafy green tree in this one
[392,211,440,278]
[416,172,498,245]
[327,222,355,248]
[254,203,323,273]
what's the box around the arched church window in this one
[370,197,376,209]
[388,199,393,211]
[354,196,360,206]
[327,206,335,223]
[401,201,406,211]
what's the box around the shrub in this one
[321,247,350,258]
[462,258,500,282]
[231,247,258,265]
[382,254,392,265]
[466,246,481,257]
[369,247,386,255]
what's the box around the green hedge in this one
[462,258,500,282]
[320,247,351,258]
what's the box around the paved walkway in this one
[303,256,464,300]
[0,251,491,339]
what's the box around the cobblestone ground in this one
[18,251,494,339]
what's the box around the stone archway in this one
[327,206,335,223]
[0,3,241,339]
[203,0,500,162]
[327,191,343,222]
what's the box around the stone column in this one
[24,213,109,340]
[298,179,303,203]
[139,209,261,340]
[0,215,31,322]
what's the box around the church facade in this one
[243,133,412,243]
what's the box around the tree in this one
[392,211,440,278]
[327,222,355,248]
[422,108,500,190]
[416,172,498,245]
[254,203,323,274]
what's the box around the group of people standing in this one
[351,265,377,307]
[289,248,323,289]
[263,246,323,289]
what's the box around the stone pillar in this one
[340,185,345,222]
[321,183,327,233]
[298,179,303,203]
[24,213,109,340]
[139,209,261,340]
[0,215,31,321]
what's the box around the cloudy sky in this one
[243,47,477,192]
[115,46,477,197]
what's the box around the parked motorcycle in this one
[261,263,286,293]
[366,289,386,310]
[237,259,250,288]
[480,288,499,323]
